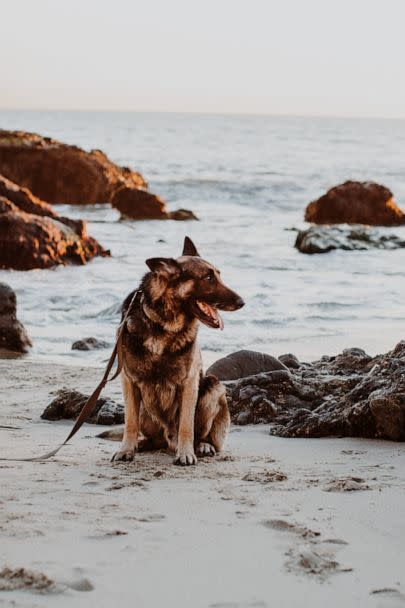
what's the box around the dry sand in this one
[0,359,404,608]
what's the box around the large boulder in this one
[0,130,146,204]
[295,225,405,254]
[0,283,32,355]
[0,177,109,269]
[225,343,405,441]
[305,181,405,226]
[0,130,196,221]
[207,349,288,381]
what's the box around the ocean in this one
[1,110,405,367]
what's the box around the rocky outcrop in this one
[71,337,109,351]
[41,389,123,425]
[305,181,405,226]
[295,225,405,254]
[225,342,405,441]
[0,130,195,221]
[0,283,32,355]
[207,350,288,381]
[0,130,146,204]
[0,175,108,270]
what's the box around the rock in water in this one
[0,283,32,355]
[207,349,288,381]
[42,389,124,425]
[295,225,405,254]
[112,186,168,219]
[71,337,109,351]
[0,130,195,221]
[305,181,405,226]
[112,187,198,221]
[0,175,108,270]
[225,343,405,441]
[0,130,146,204]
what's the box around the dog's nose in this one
[235,297,245,309]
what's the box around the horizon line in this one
[0,107,405,122]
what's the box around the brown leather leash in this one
[0,289,141,463]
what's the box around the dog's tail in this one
[97,426,124,442]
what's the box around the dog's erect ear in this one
[182,236,200,257]
[146,257,180,276]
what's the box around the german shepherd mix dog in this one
[111,237,244,466]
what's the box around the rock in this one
[112,187,197,221]
[0,130,146,204]
[278,353,301,369]
[166,209,198,221]
[225,342,405,441]
[207,349,288,381]
[41,389,123,425]
[112,186,166,219]
[71,337,109,351]
[295,225,405,254]
[0,283,32,355]
[0,130,195,221]
[0,173,57,218]
[305,181,405,226]
[0,179,109,269]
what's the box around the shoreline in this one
[1,359,404,607]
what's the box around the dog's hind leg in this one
[111,372,141,462]
[207,393,230,452]
[195,376,230,456]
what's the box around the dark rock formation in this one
[0,130,195,221]
[0,176,108,270]
[295,225,405,254]
[112,186,167,219]
[0,283,32,354]
[225,342,405,441]
[305,181,405,226]
[41,389,123,425]
[207,349,288,381]
[112,187,198,221]
[71,337,109,351]
[0,130,146,204]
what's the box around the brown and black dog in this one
[111,237,244,465]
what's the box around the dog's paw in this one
[197,442,216,457]
[173,448,197,466]
[111,449,135,462]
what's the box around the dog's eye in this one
[204,271,214,281]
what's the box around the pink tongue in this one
[206,304,224,330]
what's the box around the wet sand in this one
[0,359,404,607]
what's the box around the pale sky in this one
[2,0,405,118]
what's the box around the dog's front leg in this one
[174,378,198,466]
[111,372,140,462]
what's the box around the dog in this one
[110,236,244,465]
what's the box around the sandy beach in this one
[1,358,404,608]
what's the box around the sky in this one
[2,0,405,118]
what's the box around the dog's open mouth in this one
[195,301,224,330]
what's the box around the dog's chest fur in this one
[121,299,201,387]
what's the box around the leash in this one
[0,289,141,462]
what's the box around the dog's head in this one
[145,237,244,329]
